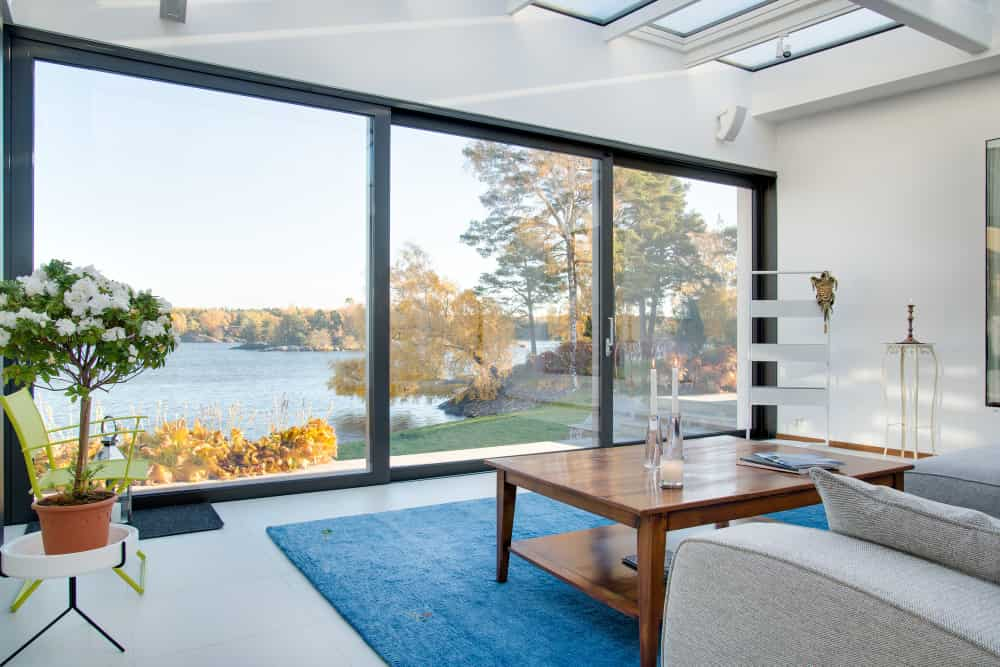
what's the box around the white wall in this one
[9,1,775,169]
[775,71,1000,452]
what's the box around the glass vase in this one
[642,416,662,470]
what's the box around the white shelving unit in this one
[745,270,831,446]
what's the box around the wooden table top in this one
[486,437,913,520]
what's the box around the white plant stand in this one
[882,341,940,458]
[0,524,139,665]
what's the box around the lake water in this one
[35,341,556,442]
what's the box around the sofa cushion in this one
[810,467,1000,585]
[664,524,1000,665]
[905,445,1000,518]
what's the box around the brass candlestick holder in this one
[899,303,920,344]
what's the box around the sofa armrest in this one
[662,523,1000,666]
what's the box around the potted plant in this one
[0,260,176,553]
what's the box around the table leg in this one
[893,471,905,492]
[496,470,517,583]
[637,514,667,667]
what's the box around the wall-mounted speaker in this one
[160,0,187,23]
[716,105,747,142]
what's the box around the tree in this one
[337,301,366,351]
[0,260,176,499]
[199,308,231,340]
[613,169,716,355]
[675,297,706,356]
[306,329,333,350]
[275,310,309,347]
[329,243,514,401]
[466,223,560,357]
[463,141,592,384]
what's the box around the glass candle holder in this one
[643,416,662,470]
[660,414,684,488]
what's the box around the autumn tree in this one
[329,243,514,401]
[463,141,592,384]
[198,308,231,340]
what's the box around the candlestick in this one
[649,359,658,418]
[671,364,679,416]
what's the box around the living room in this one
[1,1,998,666]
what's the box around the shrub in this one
[138,418,337,485]
[537,341,593,376]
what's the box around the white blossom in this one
[0,311,16,328]
[15,308,49,325]
[139,320,166,338]
[155,296,173,312]
[18,269,56,298]
[55,318,76,336]
[101,327,126,342]
[0,330,10,347]
[78,316,104,331]
[0,294,9,308]
[64,277,99,316]
[107,282,131,310]
[88,291,113,314]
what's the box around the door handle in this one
[605,317,615,358]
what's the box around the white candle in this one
[660,459,683,487]
[671,364,680,416]
[649,360,658,417]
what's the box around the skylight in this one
[532,0,656,25]
[653,0,776,37]
[719,8,898,71]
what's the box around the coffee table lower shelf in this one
[509,524,644,619]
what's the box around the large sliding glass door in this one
[30,60,380,492]
[5,31,770,522]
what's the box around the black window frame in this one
[2,25,776,523]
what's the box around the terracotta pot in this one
[32,494,117,555]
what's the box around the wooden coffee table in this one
[486,437,913,667]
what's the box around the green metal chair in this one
[0,387,149,612]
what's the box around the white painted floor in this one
[1,473,511,667]
[0,439,904,666]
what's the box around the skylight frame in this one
[530,0,659,26]
[718,9,901,72]
[651,0,777,38]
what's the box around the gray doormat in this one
[25,501,224,540]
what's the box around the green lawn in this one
[337,403,591,461]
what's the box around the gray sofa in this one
[661,445,1000,666]
[905,444,1000,518]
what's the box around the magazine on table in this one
[737,451,844,474]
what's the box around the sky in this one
[34,61,740,311]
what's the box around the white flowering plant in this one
[0,259,177,500]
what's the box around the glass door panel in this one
[389,127,600,466]
[612,167,745,442]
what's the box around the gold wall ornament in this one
[810,270,838,333]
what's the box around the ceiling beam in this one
[603,0,691,42]
[507,0,533,14]
[682,0,856,67]
[852,0,991,53]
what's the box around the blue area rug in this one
[267,494,827,667]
